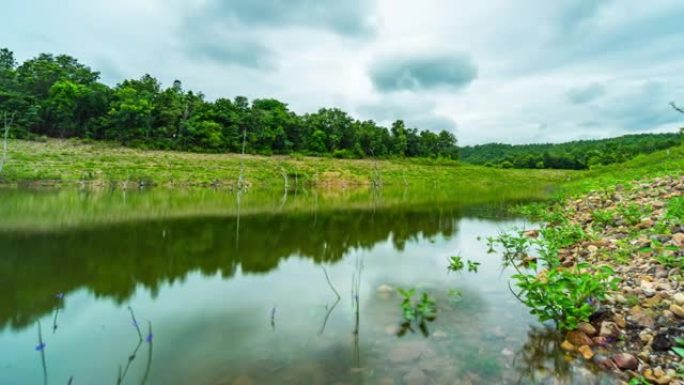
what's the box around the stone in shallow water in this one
[578,345,594,360]
[388,341,427,363]
[577,322,597,336]
[567,330,593,346]
[611,353,638,370]
[599,321,620,338]
[403,368,429,385]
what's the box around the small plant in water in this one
[397,288,437,336]
[447,255,464,271]
[490,221,619,330]
[467,260,480,272]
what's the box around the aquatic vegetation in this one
[447,255,481,273]
[397,288,437,337]
[490,224,619,330]
[447,256,464,271]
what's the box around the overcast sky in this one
[2,0,684,145]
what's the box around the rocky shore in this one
[541,176,684,384]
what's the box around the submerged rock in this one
[611,353,638,370]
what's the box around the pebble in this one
[577,322,597,336]
[611,353,638,370]
[599,321,620,338]
[560,340,575,352]
[566,331,593,346]
[673,292,684,306]
[578,345,594,360]
[669,304,684,318]
[403,368,429,385]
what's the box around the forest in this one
[460,133,683,170]
[0,48,458,159]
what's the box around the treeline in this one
[0,48,458,159]
[460,133,682,170]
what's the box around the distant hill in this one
[460,133,682,170]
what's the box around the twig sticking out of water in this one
[36,321,47,385]
[270,306,276,332]
[128,306,144,342]
[139,321,153,385]
[318,267,341,335]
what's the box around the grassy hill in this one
[0,138,573,190]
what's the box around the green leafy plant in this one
[628,376,651,385]
[667,197,684,222]
[618,203,650,225]
[489,216,619,330]
[467,260,481,272]
[673,337,684,358]
[510,262,619,330]
[398,288,437,322]
[591,209,615,228]
[447,256,465,271]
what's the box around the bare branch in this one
[671,101,684,114]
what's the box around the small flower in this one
[145,332,153,344]
[35,342,46,351]
[55,293,64,300]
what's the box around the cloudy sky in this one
[2,0,684,145]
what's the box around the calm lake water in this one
[0,187,618,385]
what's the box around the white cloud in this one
[1,0,683,145]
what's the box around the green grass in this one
[556,145,684,196]
[0,138,574,190]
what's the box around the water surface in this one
[0,188,617,384]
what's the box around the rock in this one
[592,354,617,370]
[403,368,429,385]
[388,342,426,363]
[577,322,597,336]
[611,353,638,370]
[652,334,672,351]
[629,306,655,328]
[599,321,620,338]
[587,245,598,255]
[566,331,593,346]
[578,345,594,360]
[592,336,610,346]
[669,304,684,318]
[640,217,655,228]
[560,340,576,352]
[673,292,684,306]
[523,229,539,238]
[672,233,684,247]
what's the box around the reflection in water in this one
[0,189,621,385]
[0,204,496,331]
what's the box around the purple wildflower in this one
[145,332,153,344]
[35,342,46,351]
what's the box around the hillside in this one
[460,133,681,170]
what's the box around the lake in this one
[0,187,618,384]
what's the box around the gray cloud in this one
[369,53,477,92]
[194,0,376,36]
[179,0,375,68]
[566,83,606,104]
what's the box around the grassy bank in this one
[0,139,573,189]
